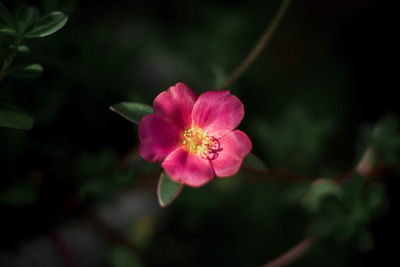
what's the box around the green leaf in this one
[0,103,34,130]
[0,27,17,36]
[241,153,268,174]
[109,246,144,267]
[10,63,43,78]
[10,45,30,54]
[16,7,40,34]
[0,185,38,206]
[0,2,13,26]
[302,178,341,213]
[157,172,183,208]
[110,102,153,124]
[25,11,68,38]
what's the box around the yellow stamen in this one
[181,127,211,158]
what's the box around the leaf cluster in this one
[304,175,386,250]
[0,3,67,130]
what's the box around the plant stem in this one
[262,237,313,267]
[214,0,292,91]
[0,52,16,82]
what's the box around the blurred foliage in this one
[0,2,67,129]
[305,175,386,250]
[109,245,144,267]
[251,105,333,175]
[369,115,400,165]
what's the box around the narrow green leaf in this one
[109,246,144,267]
[16,7,40,34]
[0,27,17,36]
[157,172,183,208]
[0,185,38,206]
[241,153,268,174]
[0,2,13,26]
[15,44,30,54]
[110,102,153,124]
[10,63,43,78]
[25,11,68,38]
[0,103,34,130]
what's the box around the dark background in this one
[0,0,399,266]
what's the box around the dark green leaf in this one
[157,172,183,208]
[109,246,144,267]
[25,11,68,38]
[0,27,16,36]
[110,102,153,124]
[302,178,341,213]
[16,7,40,34]
[0,185,38,206]
[365,183,386,216]
[0,103,34,130]
[241,153,268,174]
[0,2,13,26]
[10,63,43,78]
[16,44,30,54]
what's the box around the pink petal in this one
[153,82,198,130]
[212,130,252,177]
[139,114,181,162]
[191,91,244,138]
[162,148,214,187]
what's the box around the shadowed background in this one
[0,0,398,266]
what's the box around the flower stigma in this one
[181,127,222,160]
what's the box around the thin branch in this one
[48,232,79,267]
[262,237,313,267]
[214,0,292,91]
[0,53,15,82]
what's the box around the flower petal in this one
[162,148,214,187]
[139,113,181,162]
[153,82,197,130]
[212,130,252,177]
[191,91,244,138]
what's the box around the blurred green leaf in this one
[15,44,30,53]
[341,174,364,204]
[25,11,68,38]
[16,7,40,34]
[0,185,38,206]
[241,153,268,174]
[307,174,386,244]
[109,246,144,267]
[157,172,183,208]
[0,27,16,36]
[0,2,13,26]
[10,63,43,78]
[372,115,400,164]
[302,178,341,213]
[0,103,34,130]
[365,183,386,216]
[110,102,153,124]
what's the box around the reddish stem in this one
[262,238,313,267]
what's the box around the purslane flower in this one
[139,82,252,187]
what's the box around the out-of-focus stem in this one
[0,53,15,82]
[261,237,313,267]
[214,0,292,91]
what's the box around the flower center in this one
[181,127,222,160]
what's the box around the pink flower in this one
[139,82,252,187]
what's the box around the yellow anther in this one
[181,127,211,158]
